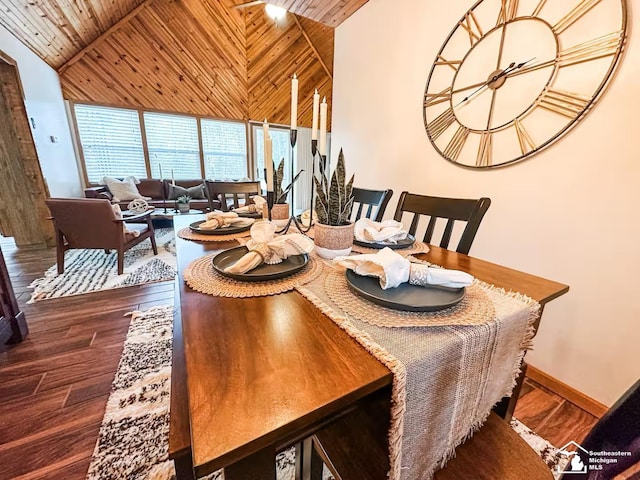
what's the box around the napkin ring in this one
[249,243,274,264]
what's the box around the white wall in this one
[332,0,640,406]
[0,25,81,197]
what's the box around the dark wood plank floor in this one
[0,235,599,479]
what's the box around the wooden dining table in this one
[168,214,569,479]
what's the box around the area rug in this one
[86,305,565,480]
[28,228,176,303]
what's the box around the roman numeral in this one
[435,55,462,72]
[476,132,492,167]
[428,108,456,140]
[443,126,469,161]
[497,0,519,25]
[514,119,536,155]
[557,31,624,67]
[553,0,603,34]
[459,12,484,47]
[537,88,590,118]
[424,86,452,108]
[531,0,548,16]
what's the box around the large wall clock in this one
[423,0,627,168]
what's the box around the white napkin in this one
[354,218,408,244]
[200,211,253,230]
[233,195,267,214]
[224,222,315,274]
[334,247,473,290]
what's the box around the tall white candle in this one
[290,74,298,130]
[262,119,269,174]
[171,169,175,186]
[159,164,163,180]
[319,96,327,156]
[265,137,274,191]
[311,89,319,141]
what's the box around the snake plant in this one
[314,149,354,226]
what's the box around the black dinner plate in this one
[353,234,416,250]
[212,246,309,281]
[345,270,465,312]
[189,220,252,235]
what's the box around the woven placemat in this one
[324,268,495,327]
[177,227,251,242]
[302,227,430,255]
[184,252,323,297]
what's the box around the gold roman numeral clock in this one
[423,0,627,168]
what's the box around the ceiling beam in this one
[292,14,332,80]
[57,0,154,75]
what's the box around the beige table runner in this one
[296,261,539,480]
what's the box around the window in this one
[201,119,248,180]
[72,103,251,184]
[74,104,146,183]
[144,112,200,180]
[253,124,293,190]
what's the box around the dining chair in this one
[351,187,393,222]
[309,378,640,480]
[45,198,157,275]
[393,192,491,255]
[204,180,261,212]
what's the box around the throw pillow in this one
[102,176,148,203]
[167,183,206,200]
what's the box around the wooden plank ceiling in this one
[58,0,334,128]
[0,0,365,70]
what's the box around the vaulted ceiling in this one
[0,0,368,70]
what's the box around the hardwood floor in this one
[0,236,174,479]
[0,235,599,479]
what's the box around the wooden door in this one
[0,52,54,248]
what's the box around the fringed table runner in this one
[177,227,251,243]
[296,261,539,480]
[183,252,323,298]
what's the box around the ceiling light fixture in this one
[265,4,287,21]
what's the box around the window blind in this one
[144,112,201,180]
[202,119,248,180]
[74,104,146,183]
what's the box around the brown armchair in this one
[45,198,158,275]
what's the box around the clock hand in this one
[454,62,515,108]
[454,58,536,108]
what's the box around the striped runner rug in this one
[86,305,567,480]
[28,228,176,303]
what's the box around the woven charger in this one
[177,226,251,242]
[184,251,323,297]
[325,268,495,327]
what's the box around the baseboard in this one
[526,365,608,418]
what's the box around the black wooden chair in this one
[310,378,640,480]
[351,187,393,222]
[393,192,491,255]
[204,180,261,212]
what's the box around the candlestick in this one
[290,74,298,130]
[311,89,319,141]
[319,96,327,156]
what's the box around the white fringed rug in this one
[28,229,176,303]
[86,305,565,480]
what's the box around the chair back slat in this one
[393,192,491,254]
[205,181,261,212]
[352,187,393,222]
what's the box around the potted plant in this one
[176,195,191,214]
[263,159,303,224]
[313,149,355,259]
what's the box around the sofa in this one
[84,179,219,211]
